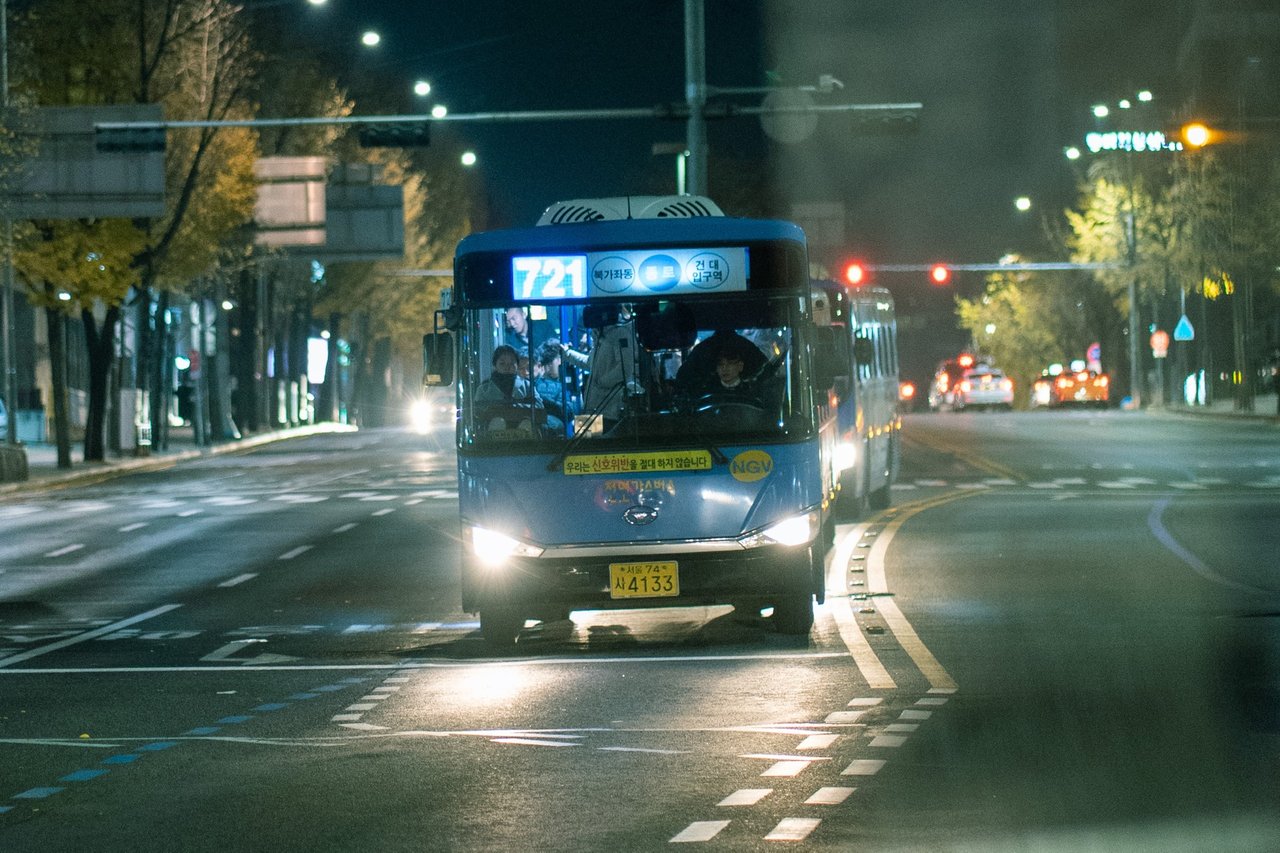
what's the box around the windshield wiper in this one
[546,384,728,471]
[545,382,624,472]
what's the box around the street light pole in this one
[1,0,18,445]
[683,0,706,196]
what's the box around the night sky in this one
[287,0,1193,376]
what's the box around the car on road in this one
[1031,364,1111,408]
[927,353,976,411]
[952,364,1014,411]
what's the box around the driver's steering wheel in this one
[693,392,765,416]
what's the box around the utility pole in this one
[684,0,707,196]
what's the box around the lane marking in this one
[44,544,85,558]
[825,525,895,689]
[278,545,313,561]
[761,760,812,777]
[371,508,395,517]
[869,734,907,747]
[333,523,358,533]
[670,820,731,843]
[118,522,148,532]
[1148,498,1269,594]
[841,759,885,776]
[490,737,579,747]
[218,574,258,588]
[764,818,821,842]
[0,605,182,668]
[718,789,772,807]
[806,786,855,805]
[866,495,971,691]
[796,734,838,750]
[0,651,853,675]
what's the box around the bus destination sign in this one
[513,247,747,301]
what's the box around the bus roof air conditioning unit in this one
[536,195,724,226]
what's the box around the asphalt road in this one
[1,411,1277,851]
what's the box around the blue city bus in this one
[423,196,852,647]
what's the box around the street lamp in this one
[460,151,477,167]
[413,80,431,97]
[430,104,448,119]
[1014,196,1032,212]
[360,30,380,47]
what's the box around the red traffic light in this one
[929,264,951,285]
[844,262,867,286]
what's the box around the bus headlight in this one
[738,511,820,549]
[834,441,857,474]
[466,526,544,566]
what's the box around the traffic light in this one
[357,122,431,148]
[1180,122,1215,148]
[844,261,867,286]
[95,126,166,153]
[929,264,950,285]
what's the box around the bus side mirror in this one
[423,332,454,387]
[812,326,850,390]
[853,334,874,367]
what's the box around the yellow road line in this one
[826,524,895,689]
[864,491,982,691]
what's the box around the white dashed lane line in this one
[44,544,85,558]
[217,573,258,588]
[277,545,313,561]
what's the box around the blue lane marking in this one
[138,741,177,752]
[4,676,376,815]
[14,787,64,799]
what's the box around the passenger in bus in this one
[476,344,546,431]
[534,339,578,427]
[583,304,642,429]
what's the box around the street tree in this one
[11,0,261,461]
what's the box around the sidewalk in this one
[0,422,357,495]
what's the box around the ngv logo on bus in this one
[730,450,773,482]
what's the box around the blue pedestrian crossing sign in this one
[1173,314,1195,342]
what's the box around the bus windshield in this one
[458,293,812,452]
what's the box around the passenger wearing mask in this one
[476,344,545,431]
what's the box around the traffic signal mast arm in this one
[93,101,922,146]
[867,262,1122,272]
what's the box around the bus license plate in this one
[609,561,679,599]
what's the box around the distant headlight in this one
[738,511,819,549]
[410,398,433,433]
[466,525,544,566]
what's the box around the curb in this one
[0,423,358,496]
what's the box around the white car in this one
[952,365,1014,410]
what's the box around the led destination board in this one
[513,247,748,300]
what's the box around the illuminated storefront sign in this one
[1084,131,1183,154]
